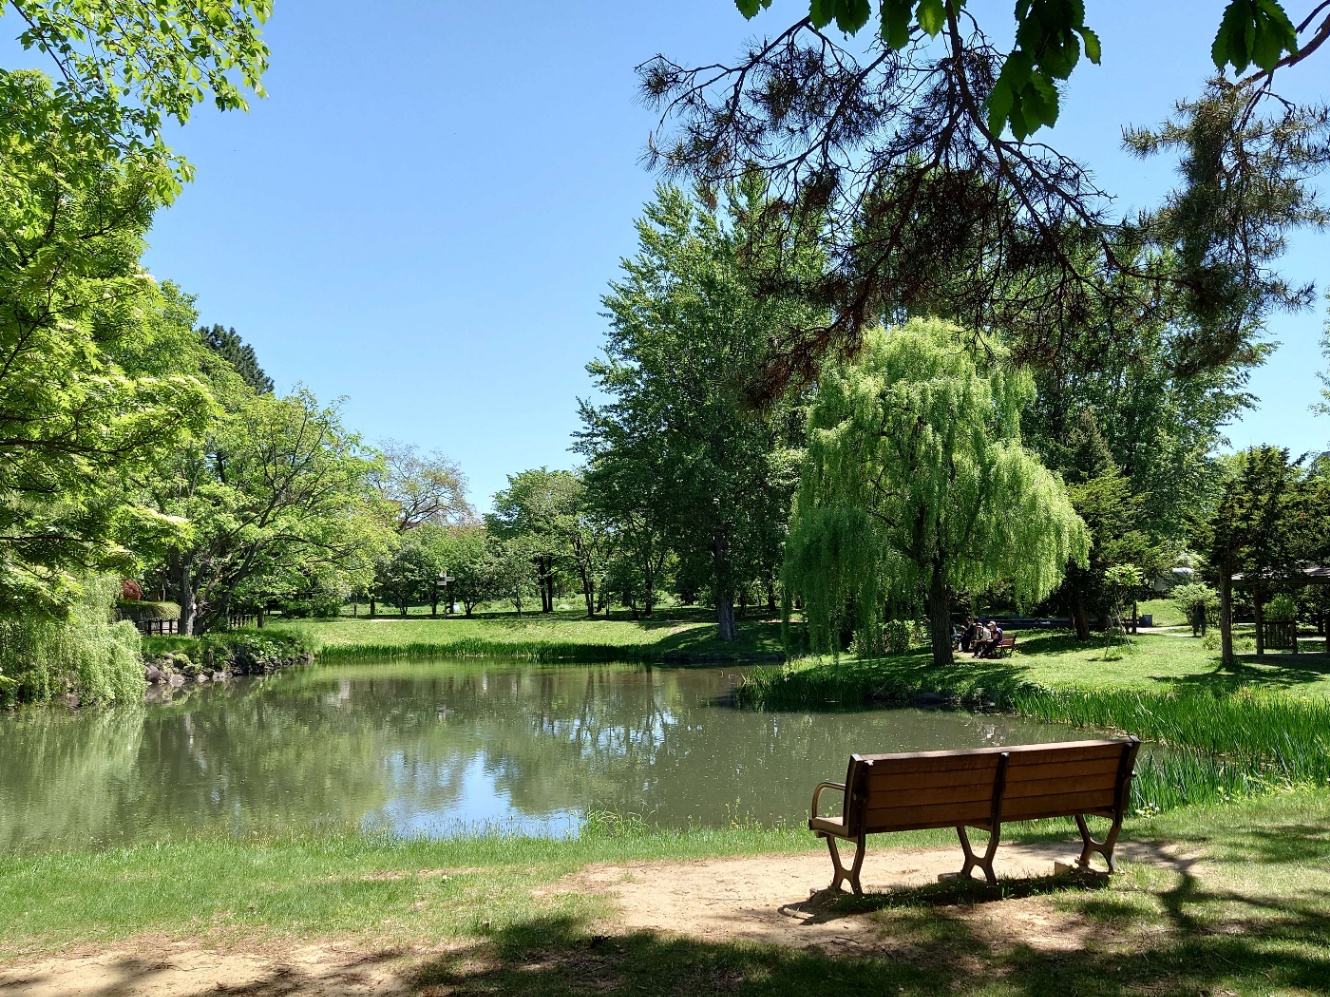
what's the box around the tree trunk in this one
[1219,571,1235,666]
[171,554,198,637]
[1253,587,1265,657]
[712,531,737,642]
[926,560,954,666]
[540,556,554,614]
[256,610,265,629]
[369,596,376,617]
[1072,591,1091,641]
[717,597,737,642]
[583,580,595,619]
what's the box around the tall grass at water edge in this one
[738,664,1330,814]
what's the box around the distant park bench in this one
[808,738,1141,894]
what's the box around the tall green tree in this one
[578,183,821,640]
[0,76,212,614]
[486,468,585,615]
[199,325,273,394]
[1201,446,1316,663]
[784,319,1089,665]
[150,384,390,634]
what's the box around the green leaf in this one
[917,0,945,36]
[808,0,835,29]
[986,77,1013,137]
[880,0,912,48]
[1027,72,1060,128]
[1009,94,1031,141]
[836,0,872,34]
[1078,25,1101,64]
[1250,16,1282,70]
[734,0,767,18]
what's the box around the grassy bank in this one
[272,608,788,663]
[2,790,1327,996]
[738,631,1330,813]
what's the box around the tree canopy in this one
[2,0,270,164]
[639,4,1329,400]
[784,318,1088,664]
[577,182,822,639]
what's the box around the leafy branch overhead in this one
[735,0,1308,140]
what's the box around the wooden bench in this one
[994,632,1016,657]
[809,737,1140,894]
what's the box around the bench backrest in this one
[843,738,1138,835]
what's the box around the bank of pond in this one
[2,653,1328,855]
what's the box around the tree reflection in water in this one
[0,661,1079,852]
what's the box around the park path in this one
[0,841,1186,995]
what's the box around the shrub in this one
[1265,593,1298,622]
[116,600,181,623]
[1171,582,1220,637]
[0,576,143,707]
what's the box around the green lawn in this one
[271,607,787,661]
[758,629,1330,698]
[3,791,1327,996]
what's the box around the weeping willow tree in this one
[0,576,143,706]
[784,319,1089,666]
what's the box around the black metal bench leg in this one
[823,833,867,895]
[1075,814,1124,873]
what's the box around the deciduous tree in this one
[784,318,1088,665]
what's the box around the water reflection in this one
[0,660,1085,852]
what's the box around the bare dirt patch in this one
[561,840,1179,959]
[0,940,417,996]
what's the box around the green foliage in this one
[1265,591,1299,622]
[1212,0,1299,74]
[0,76,213,615]
[785,319,1088,663]
[1170,582,1220,636]
[578,182,821,639]
[150,384,391,634]
[198,325,273,394]
[486,467,598,615]
[1,0,270,162]
[0,576,142,706]
[115,600,181,623]
[735,0,1302,139]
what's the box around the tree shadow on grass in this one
[400,870,1330,997]
[1153,653,1330,692]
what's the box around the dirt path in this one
[0,841,1183,994]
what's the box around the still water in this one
[0,660,1089,852]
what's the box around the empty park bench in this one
[808,737,1141,894]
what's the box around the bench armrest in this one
[811,781,846,819]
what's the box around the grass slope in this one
[273,608,788,662]
[2,791,1327,996]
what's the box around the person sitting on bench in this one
[975,620,1003,658]
[957,616,977,652]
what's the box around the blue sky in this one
[10,2,1330,509]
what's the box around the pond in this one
[0,660,1093,852]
